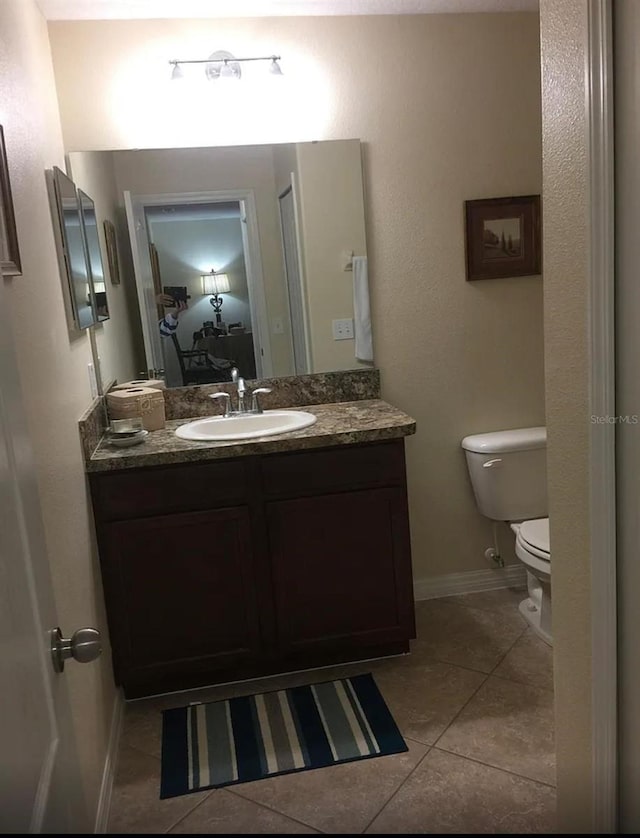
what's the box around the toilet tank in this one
[461,427,547,522]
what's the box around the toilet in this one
[461,427,552,646]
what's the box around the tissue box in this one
[106,387,166,431]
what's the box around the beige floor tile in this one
[120,702,164,760]
[231,739,429,834]
[372,660,485,744]
[440,586,527,614]
[494,629,554,692]
[366,748,556,834]
[107,745,211,834]
[412,599,526,673]
[169,789,319,833]
[437,676,555,785]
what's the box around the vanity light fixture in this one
[201,269,231,325]
[169,50,283,82]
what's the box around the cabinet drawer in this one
[260,440,406,498]
[90,458,248,521]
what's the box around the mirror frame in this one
[78,188,110,323]
[48,166,98,331]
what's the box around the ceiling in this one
[37,0,538,21]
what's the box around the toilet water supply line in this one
[485,522,505,568]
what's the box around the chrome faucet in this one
[209,368,271,417]
[236,375,249,413]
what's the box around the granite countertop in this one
[87,399,416,473]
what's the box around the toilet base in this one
[519,598,553,646]
[518,569,552,646]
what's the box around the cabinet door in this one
[267,488,414,657]
[102,506,262,684]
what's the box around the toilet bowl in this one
[511,517,552,646]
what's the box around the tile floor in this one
[108,588,555,834]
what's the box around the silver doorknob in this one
[50,626,102,673]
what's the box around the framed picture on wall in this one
[0,125,22,276]
[103,219,121,285]
[464,194,541,281]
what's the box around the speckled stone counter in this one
[161,368,381,420]
[86,399,416,473]
[78,368,381,461]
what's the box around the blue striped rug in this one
[160,673,407,798]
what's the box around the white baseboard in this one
[414,563,527,601]
[94,689,124,834]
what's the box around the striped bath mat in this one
[160,673,407,798]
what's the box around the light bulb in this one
[269,58,283,76]
[170,62,184,81]
[219,61,237,80]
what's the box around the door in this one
[0,276,83,831]
[238,201,267,378]
[103,506,263,697]
[614,1,639,830]
[279,180,310,374]
[123,191,165,377]
[266,487,414,658]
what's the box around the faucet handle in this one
[209,391,231,417]
[251,388,272,414]
[230,367,240,383]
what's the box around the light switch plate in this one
[272,316,284,335]
[332,318,354,340]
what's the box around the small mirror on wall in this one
[48,166,97,330]
[79,189,110,322]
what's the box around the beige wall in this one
[48,13,543,581]
[540,0,592,831]
[67,150,140,387]
[0,0,117,825]
[295,139,368,372]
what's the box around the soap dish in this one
[109,418,144,435]
[109,429,149,448]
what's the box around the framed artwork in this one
[464,195,541,281]
[0,125,22,276]
[103,219,121,285]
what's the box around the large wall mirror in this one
[67,139,370,390]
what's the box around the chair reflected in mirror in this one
[169,333,235,386]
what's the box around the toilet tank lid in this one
[461,426,547,454]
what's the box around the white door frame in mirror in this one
[123,188,272,382]
[123,191,164,378]
[278,172,312,374]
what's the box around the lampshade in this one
[201,271,230,296]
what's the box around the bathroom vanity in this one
[85,392,417,699]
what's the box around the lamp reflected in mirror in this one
[201,269,231,328]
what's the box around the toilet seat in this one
[517,518,550,564]
[519,518,550,554]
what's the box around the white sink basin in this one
[175,410,318,442]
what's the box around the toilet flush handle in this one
[482,458,503,468]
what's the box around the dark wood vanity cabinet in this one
[89,439,415,698]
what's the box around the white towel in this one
[352,256,373,362]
